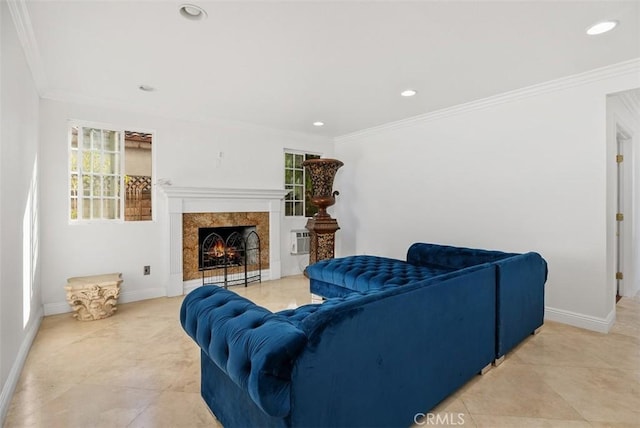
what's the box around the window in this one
[284,151,320,217]
[69,122,153,222]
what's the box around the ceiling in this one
[14,0,640,137]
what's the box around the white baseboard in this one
[45,272,277,315]
[118,287,166,304]
[43,287,167,316]
[183,279,203,295]
[0,306,43,424]
[43,301,71,316]
[545,305,616,333]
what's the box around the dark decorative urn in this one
[302,158,344,218]
[302,158,344,268]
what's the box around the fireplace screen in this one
[199,226,261,288]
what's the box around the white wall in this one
[124,146,152,177]
[38,98,333,314]
[0,0,42,421]
[334,60,640,333]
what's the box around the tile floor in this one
[4,275,640,428]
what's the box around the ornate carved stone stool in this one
[65,273,123,321]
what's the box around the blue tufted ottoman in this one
[306,255,455,298]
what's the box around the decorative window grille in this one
[69,125,123,221]
[284,151,320,217]
[125,175,152,221]
[69,122,153,222]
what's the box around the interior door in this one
[616,128,633,298]
[616,133,624,298]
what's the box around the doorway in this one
[616,128,632,299]
[609,88,640,302]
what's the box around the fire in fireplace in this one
[198,226,261,287]
[200,226,245,269]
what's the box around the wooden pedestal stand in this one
[306,216,340,265]
[301,158,344,275]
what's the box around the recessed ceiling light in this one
[586,20,618,35]
[313,121,325,127]
[401,89,417,97]
[179,4,207,21]
[139,84,155,92]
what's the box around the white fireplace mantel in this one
[162,186,289,200]
[160,185,289,296]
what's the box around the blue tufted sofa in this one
[306,242,548,360]
[181,263,499,427]
[181,242,547,427]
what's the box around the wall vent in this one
[291,230,310,255]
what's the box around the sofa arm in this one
[495,252,547,357]
[180,286,307,418]
[407,242,516,269]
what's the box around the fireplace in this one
[182,211,270,286]
[199,226,257,269]
[160,186,289,296]
[198,225,262,288]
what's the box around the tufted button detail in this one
[307,254,455,292]
[180,284,309,418]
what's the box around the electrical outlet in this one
[144,265,151,275]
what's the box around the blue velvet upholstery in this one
[180,286,307,418]
[406,242,517,269]
[200,350,290,428]
[305,255,453,297]
[405,243,548,358]
[287,265,496,427]
[181,242,547,427]
[307,242,548,360]
[494,252,547,357]
[182,264,497,427]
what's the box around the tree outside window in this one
[284,152,320,217]
[69,123,153,222]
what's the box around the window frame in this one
[68,120,155,224]
[284,150,321,218]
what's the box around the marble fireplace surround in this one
[161,186,289,296]
[183,212,269,282]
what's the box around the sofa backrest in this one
[407,242,517,269]
[181,263,497,421]
[406,243,548,358]
[287,263,497,427]
[180,286,307,418]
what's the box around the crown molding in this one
[335,58,640,143]
[618,89,640,116]
[6,0,48,94]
